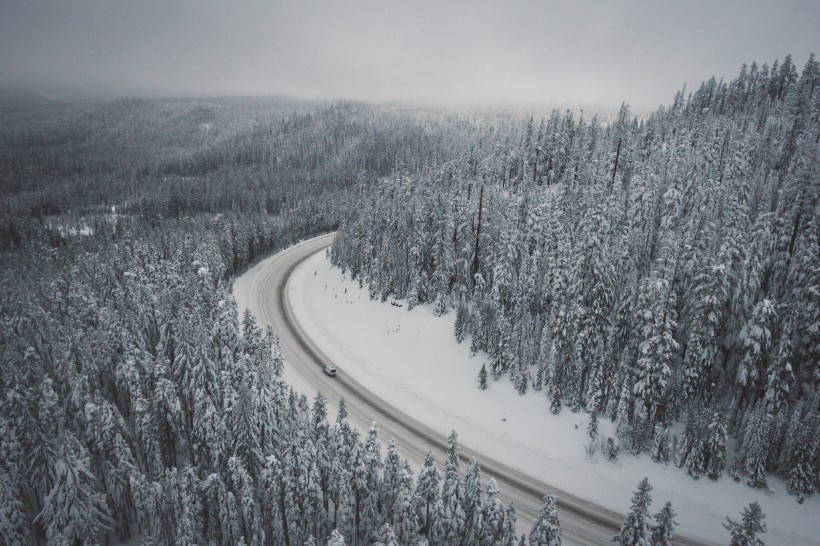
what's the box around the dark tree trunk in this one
[611,137,622,191]
[471,185,484,287]
[279,483,291,546]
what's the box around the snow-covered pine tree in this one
[312,393,332,514]
[350,443,369,542]
[528,492,561,546]
[463,457,484,544]
[481,478,504,545]
[650,501,677,546]
[228,456,265,546]
[454,299,467,342]
[633,273,678,442]
[478,364,488,390]
[201,472,243,545]
[786,419,817,503]
[704,411,728,481]
[336,468,356,542]
[677,262,728,409]
[650,426,671,464]
[736,404,770,488]
[259,456,283,545]
[415,452,441,533]
[678,411,707,479]
[35,438,114,545]
[612,477,652,546]
[735,299,777,401]
[724,502,767,546]
[0,468,29,546]
[381,439,403,525]
[587,412,599,440]
[373,522,400,546]
[442,431,465,545]
[393,465,419,544]
[428,498,447,545]
[615,376,633,449]
[763,320,797,414]
[327,528,346,546]
[501,502,518,546]
[571,203,614,413]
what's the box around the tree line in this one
[0,62,802,543]
[331,55,819,500]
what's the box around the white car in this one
[323,365,337,377]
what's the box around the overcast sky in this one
[1,1,817,110]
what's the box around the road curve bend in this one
[242,232,711,546]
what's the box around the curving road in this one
[242,233,711,546]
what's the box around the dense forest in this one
[1,99,554,545]
[0,53,806,544]
[331,55,819,500]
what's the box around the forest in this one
[331,55,819,500]
[0,54,812,546]
[0,96,572,545]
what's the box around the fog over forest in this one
[1,1,818,108]
[1,2,818,546]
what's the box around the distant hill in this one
[0,88,55,111]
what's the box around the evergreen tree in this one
[463,457,484,544]
[736,299,777,399]
[327,528,346,546]
[202,472,243,545]
[650,426,671,464]
[678,263,728,407]
[455,300,468,343]
[480,478,504,546]
[612,477,652,546]
[737,405,770,488]
[587,412,599,440]
[363,424,384,535]
[763,326,797,413]
[704,411,728,481]
[724,502,767,546]
[0,469,29,546]
[442,431,465,545]
[615,376,633,448]
[633,275,678,429]
[394,466,419,544]
[35,439,114,545]
[381,439,403,526]
[528,492,561,546]
[650,502,677,546]
[478,363,488,390]
[428,498,447,545]
[501,503,518,546]
[336,469,356,541]
[373,522,400,546]
[679,412,706,479]
[229,456,265,545]
[350,443,369,543]
[415,452,441,533]
[786,423,817,503]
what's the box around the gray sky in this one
[1,1,817,110]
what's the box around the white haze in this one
[1,0,818,110]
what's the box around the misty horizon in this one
[2,1,819,110]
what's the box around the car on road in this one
[323,364,337,377]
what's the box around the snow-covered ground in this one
[283,249,819,546]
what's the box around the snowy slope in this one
[285,249,820,546]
